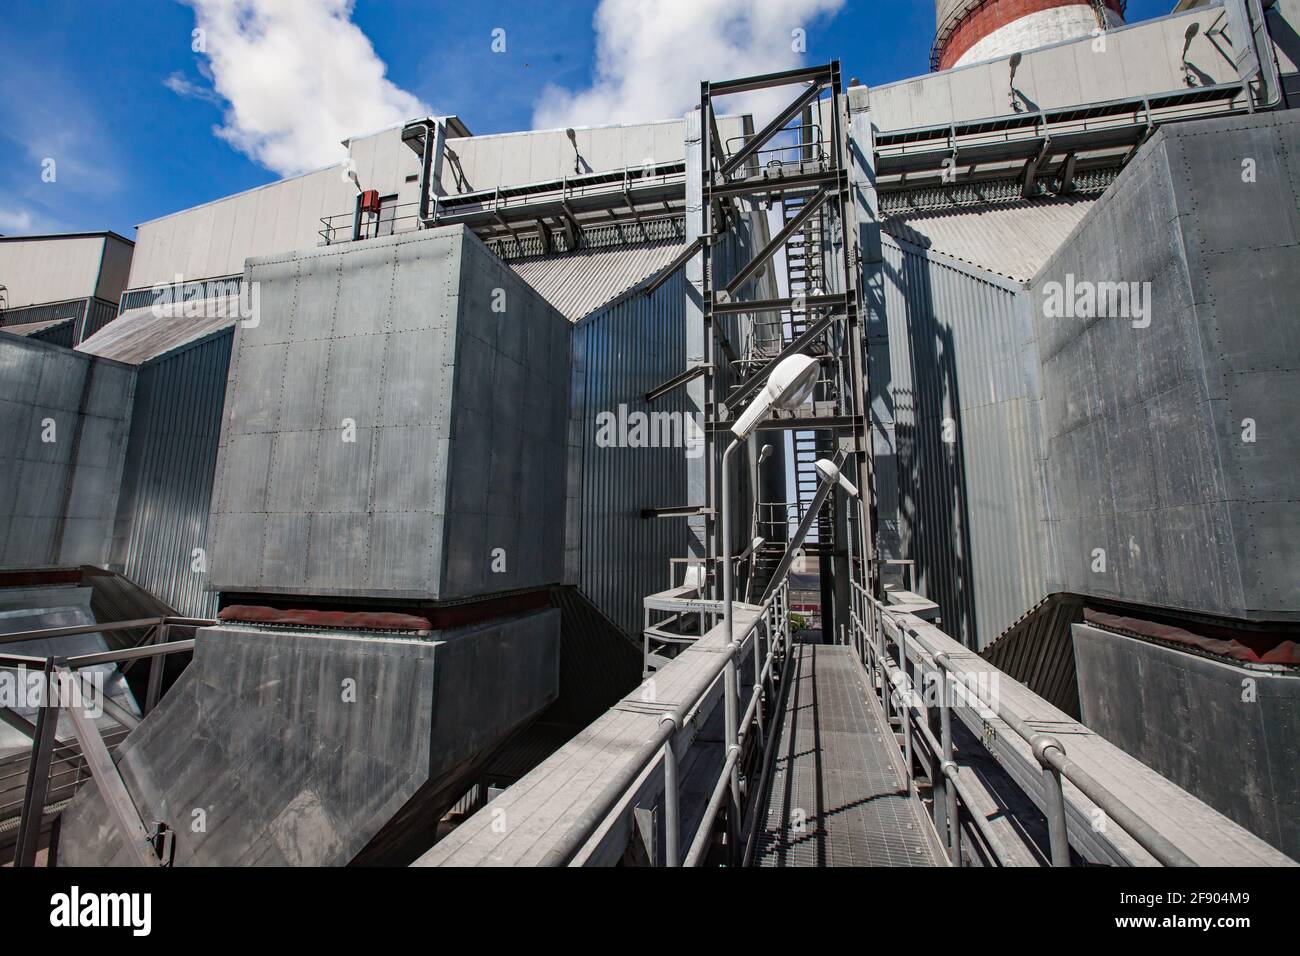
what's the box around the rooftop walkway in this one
[752,642,941,867]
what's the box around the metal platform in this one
[752,643,940,867]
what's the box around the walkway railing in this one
[548,580,791,866]
[847,581,1195,867]
[1,615,211,867]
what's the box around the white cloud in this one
[164,71,223,106]
[0,207,34,233]
[181,0,431,176]
[533,0,844,130]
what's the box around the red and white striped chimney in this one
[933,0,1127,71]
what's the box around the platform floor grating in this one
[752,643,939,867]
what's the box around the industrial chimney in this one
[933,0,1127,71]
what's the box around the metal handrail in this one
[848,581,1195,867]
[4,616,213,867]
[319,201,421,245]
[545,580,791,866]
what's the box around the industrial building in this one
[0,232,133,347]
[1,0,1297,868]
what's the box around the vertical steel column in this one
[15,657,58,867]
[938,668,960,864]
[145,622,167,715]
[1034,736,1071,867]
[661,719,680,867]
[721,438,742,862]
[700,84,719,594]
[876,604,890,724]
[904,632,915,796]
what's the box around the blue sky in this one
[0,0,1174,242]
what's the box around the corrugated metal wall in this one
[569,272,691,636]
[79,298,120,342]
[26,319,76,349]
[111,330,233,618]
[1,297,120,345]
[0,298,85,329]
[880,235,1048,649]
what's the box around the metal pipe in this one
[63,640,195,669]
[939,669,960,865]
[541,622,751,865]
[1039,741,1196,868]
[721,438,742,852]
[0,617,167,646]
[661,716,680,867]
[1035,736,1072,868]
[932,631,1196,868]
[145,623,168,715]
[941,761,1017,866]
[14,658,57,867]
[897,632,913,792]
[741,598,795,866]
[685,747,741,866]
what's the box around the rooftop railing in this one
[549,578,791,866]
[2,615,213,867]
[848,580,1198,866]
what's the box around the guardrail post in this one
[724,652,740,863]
[15,657,59,867]
[661,717,680,867]
[900,671,914,796]
[1033,735,1071,867]
[145,622,168,715]
[60,664,163,867]
[938,667,960,864]
[753,614,765,739]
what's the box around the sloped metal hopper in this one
[57,609,558,866]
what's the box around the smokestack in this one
[933,0,1127,71]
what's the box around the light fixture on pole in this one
[730,353,818,440]
[755,454,861,612]
[814,457,859,497]
[566,127,582,174]
[717,352,820,833]
[1181,22,1200,87]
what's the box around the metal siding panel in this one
[884,197,1099,283]
[507,240,686,323]
[883,236,1047,648]
[572,269,689,635]
[114,331,233,617]
[0,236,104,307]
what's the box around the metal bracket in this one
[631,805,659,866]
[646,363,712,403]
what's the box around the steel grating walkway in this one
[752,643,940,866]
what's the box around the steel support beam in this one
[646,362,711,403]
[720,81,826,179]
[722,312,836,413]
[642,236,703,298]
[14,659,58,867]
[712,291,848,316]
[708,64,835,97]
[720,188,830,301]
[706,167,843,201]
[59,665,162,868]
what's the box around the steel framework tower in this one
[693,61,874,637]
